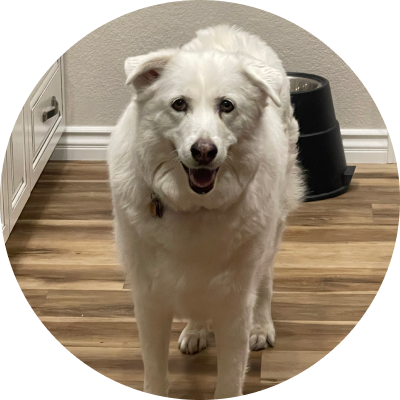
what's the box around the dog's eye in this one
[172,98,187,112]
[220,99,235,113]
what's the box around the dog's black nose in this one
[190,139,218,165]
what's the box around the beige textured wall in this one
[64,1,385,129]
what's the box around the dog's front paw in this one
[249,324,276,351]
[178,324,208,355]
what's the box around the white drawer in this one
[30,63,63,166]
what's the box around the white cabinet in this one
[0,57,65,241]
[8,109,31,230]
[1,154,10,241]
[28,61,65,187]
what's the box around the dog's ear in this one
[242,59,283,107]
[125,49,178,91]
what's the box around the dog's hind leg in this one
[178,320,209,354]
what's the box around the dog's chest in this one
[136,198,274,261]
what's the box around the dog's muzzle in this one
[182,163,219,195]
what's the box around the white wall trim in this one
[387,135,397,164]
[341,129,389,164]
[51,126,113,161]
[52,126,392,163]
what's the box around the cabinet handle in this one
[42,96,59,122]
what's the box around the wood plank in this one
[273,267,387,292]
[283,224,398,243]
[19,181,112,220]
[271,321,355,352]
[272,292,375,321]
[34,290,134,318]
[287,202,373,226]
[329,187,400,205]
[352,164,399,179]
[40,161,109,181]
[6,220,116,265]
[353,178,400,187]
[372,203,400,225]
[42,320,141,348]
[21,289,48,307]
[261,350,329,384]
[12,263,125,291]
[275,242,395,268]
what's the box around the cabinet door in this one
[8,108,31,230]
[28,59,64,187]
[1,151,10,242]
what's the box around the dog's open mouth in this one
[182,164,219,194]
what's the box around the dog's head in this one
[125,49,283,211]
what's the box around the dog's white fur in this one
[108,25,304,398]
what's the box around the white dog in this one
[108,25,303,398]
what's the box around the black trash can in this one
[288,72,355,201]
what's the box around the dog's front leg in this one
[213,308,252,398]
[250,221,285,350]
[134,297,173,396]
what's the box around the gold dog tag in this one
[150,194,163,218]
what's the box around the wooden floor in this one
[6,162,399,399]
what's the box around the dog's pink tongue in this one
[189,168,216,188]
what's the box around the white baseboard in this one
[341,129,389,163]
[52,126,391,164]
[50,126,112,161]
[387,135,397,163]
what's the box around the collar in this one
[150,192,164,218]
